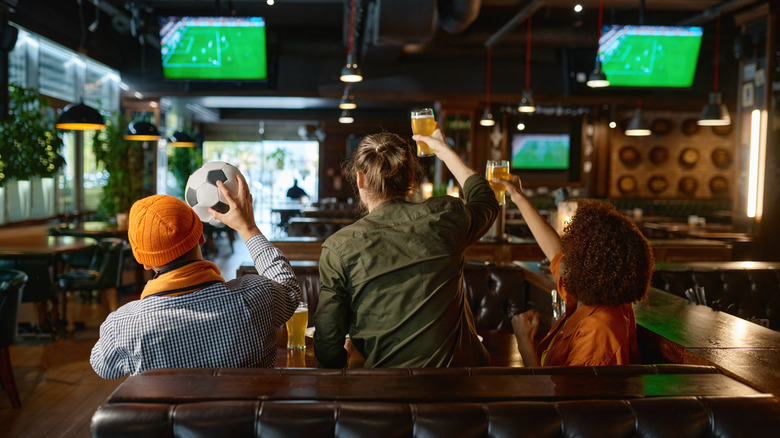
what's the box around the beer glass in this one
[486,160,510,205]
[286,302,309,349]
[411,108,436,157]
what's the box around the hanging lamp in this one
[124,120,161,141]
[167,130,196,147]
[55,101,106,130]
[479,48,496,127]
[587,0,610,88]
[625,98,651,136]
[339,86,357,110]
[518,17,536,113]
[339,0,363,83]
[338,110,354,124]
[698,16,730,126]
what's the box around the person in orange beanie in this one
[90,173,302,379]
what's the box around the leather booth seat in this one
[652,264,780,330]
[239,261,526,331]
[91,365,780,438]
[92,396,780,438]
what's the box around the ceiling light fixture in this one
[479,48,496,127]
[518,17,536,114]
[55,101,106,130]
[338,110,354,124]
[339,86,357,110]
[124,119,161,141]
[587,0,609,88]
[625,98,651,136]
[340,0,363,83]
[698,16,730,126]
[167,130,196,147]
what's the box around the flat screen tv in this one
[159,16,267,80]
[511,133,571,170]
[597,25,703,87]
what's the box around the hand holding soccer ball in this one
[185,161,241,226]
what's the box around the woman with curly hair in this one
[494,175,654,367]
[314,129,499,368]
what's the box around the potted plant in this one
[0,84,65,221]
[91,113,145,229]
[269,147,286,169]
[168,144,203,199]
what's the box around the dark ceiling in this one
[6,0,761,124]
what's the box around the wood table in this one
[273,328,523,368]
[0,225,97,331]
[515,261,780,396]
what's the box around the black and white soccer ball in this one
[185,161,241,226]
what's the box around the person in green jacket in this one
[313,128,499,368]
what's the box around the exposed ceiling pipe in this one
[484,0,546,48]
[438,0,481,34]
[90,0,159,49]
[676,0,758,26]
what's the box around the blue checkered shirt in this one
[90,234,301,379]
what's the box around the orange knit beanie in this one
[128,195,203,267]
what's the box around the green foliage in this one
[168,146,203,199]
[91,113,145,216]
[0,84,65,187]
[268,147,286,169]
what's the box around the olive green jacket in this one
[314,174,499,368]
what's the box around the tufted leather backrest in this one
[651,267,780,330]
[239,262,526,330]
[91,396,780,438]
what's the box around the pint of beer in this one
[286,302,308,349]
[411,108,436,157]
[486,160,510,205]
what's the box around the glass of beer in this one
[411,108,436,157]
[286,302,308,349]
[486,160,510,205]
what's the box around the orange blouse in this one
[536,253,641,366]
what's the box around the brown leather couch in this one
[240,261,527,331]
[91,366,780,437]
[651,262,780,330]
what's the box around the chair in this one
[0,268,28,408]
[57,238,127,332]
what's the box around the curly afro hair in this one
[559,199,654,306]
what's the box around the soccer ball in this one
[185,161,241,226]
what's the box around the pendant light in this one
[339,0,363,83]
[479,48,496,127]
[698,16,730,126]
[339,85,357,110]
[55,101,106,130]
[587,0,610,88]
[517,17,536,114]
[167,130,196,147]
[625,98,651,136]
[338,110,354,124]
[124,119,161,141]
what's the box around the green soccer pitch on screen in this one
[159,16,267,81]
[597,25,703,88]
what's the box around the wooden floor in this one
[0,235,248,437]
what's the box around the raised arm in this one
[413,127,476,189]
[494,175,561,260]
[209,173,262,242]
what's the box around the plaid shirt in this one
[90,234,301,379]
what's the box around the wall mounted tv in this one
[511,133,570,170]
[159,16,267,81]
[508,116,582,185]
[597,25,703,87]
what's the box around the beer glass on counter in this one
[286,302,309,349]
[486,160,510,205]
[411,108,436,157]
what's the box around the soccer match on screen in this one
[511,134,570,170]
[597,25,702,88]
[159,16,267,80]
